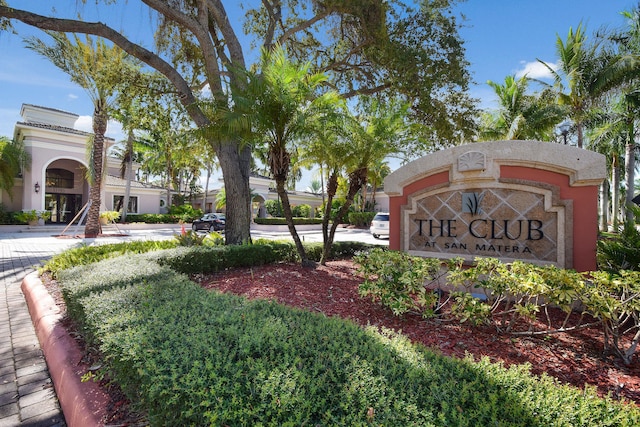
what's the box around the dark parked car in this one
[192,213,225,232]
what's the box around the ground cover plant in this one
[355,249,640,366]
[46,241,640,425]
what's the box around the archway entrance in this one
[46,193,83,224]
[44,160,87,224]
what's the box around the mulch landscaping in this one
[44,258,640,425]
[192,260,640,405]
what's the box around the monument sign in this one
[384,141,606,271]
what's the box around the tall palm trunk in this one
[321,172,339,249]
[121,129,134,223]
[276,178,311,266]
[202,164,212,212]
[321,167,367,264]
[624,135,636,225]
[270,145,311,266]
[85,104,107,237]
[612,156,621,230]
[600,179,610,232]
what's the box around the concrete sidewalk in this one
[1,230,79,426]
[0,225,182,426]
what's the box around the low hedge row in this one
[42,239,178,278]
[56,251,640,425]
[254,217,323,225]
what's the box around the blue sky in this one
[0,1,637,189]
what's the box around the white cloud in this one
[74,115,93,133]
[67,93,78,100]
[73,115,125,142]
[515,60,557,80]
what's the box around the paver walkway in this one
[0,225,182,426]
[0,230,78,426]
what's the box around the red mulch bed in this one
[192,260,640,405]
[45,259,640,424]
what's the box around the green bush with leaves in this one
[56,254,640,426]
[357,251,640,366]
[125,213,176,223]
[42,239,178,278]
[355,248,446,317]
[291,203,312,218]
[0,203,18,224]
[253,217,323,225]
[264,199,283,217]
[174,229,207,246]
[168,204,203,222]
[597,224,640,272]
[348,211,376,227]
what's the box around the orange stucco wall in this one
[388,171,449,251]
[389,167,599,272]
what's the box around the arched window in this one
[46,168,74,189]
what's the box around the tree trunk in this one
[625,140,636,225]
[321,168,367,264]
[122,129,134,223]
[84,105,107,237]
[217,141,252,245]
[577,122,584,149]
[321,173,339,254]
[202,164,211,212]
[612,156,621,231]
[276,178,311,266]
[600,179,609,232]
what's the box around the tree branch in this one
[0,5,211,128]
[277,9,332,46]
[142,0,224,94]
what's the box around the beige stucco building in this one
[1,104,165,223]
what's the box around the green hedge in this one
[254,217,323,225]
[124,213,178,223]
[348,212,376,227]
[56,254,640,426]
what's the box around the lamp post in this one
[558,120,571,145]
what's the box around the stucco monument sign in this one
[384,141,606,272]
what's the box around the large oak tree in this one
[0,0,476,244]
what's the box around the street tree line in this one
[479,11,640,230]
[0,0,476,247]
[2,1,640,256]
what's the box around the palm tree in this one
[367,159,392,211]
[539,23,635,149]
[305,179,323,195]
[0,136,30,198]
[237,46,343,266]
[25,32,136,236]
[616,6,640,224]
[318,97,408,264]
[480,75,566,141]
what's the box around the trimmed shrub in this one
[264,199,283,217]
[42,240,178,278]
[57,255,640,426]
[348,211,376,227]
[253,217,322,225]
[125,213,176,224]
[292,204,312,218]
[169,204,203,222]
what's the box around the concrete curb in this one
[22,272,109,427]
